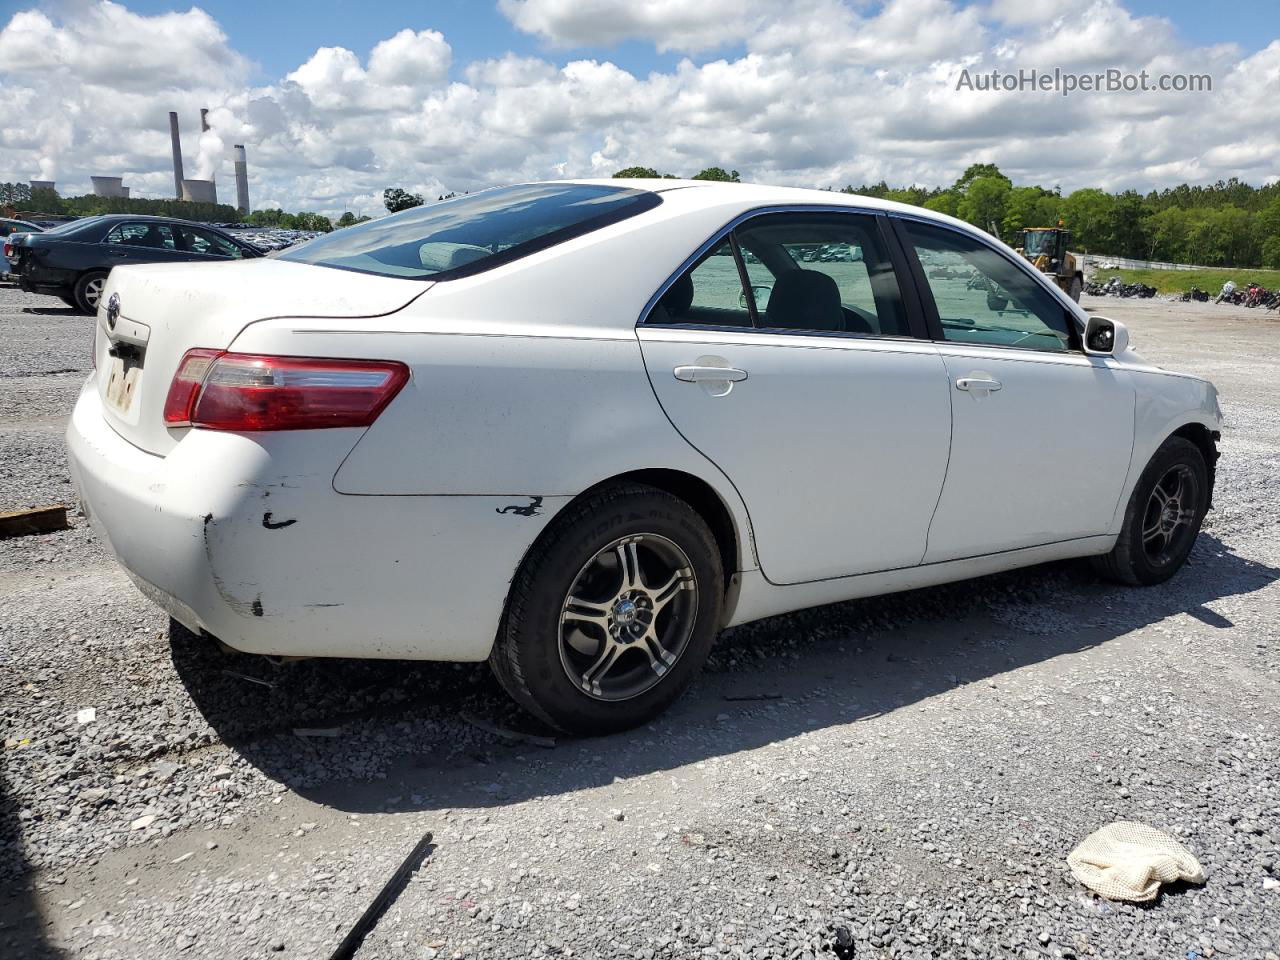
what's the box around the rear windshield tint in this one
[279,183,661,280]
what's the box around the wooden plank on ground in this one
[0,505,69,538]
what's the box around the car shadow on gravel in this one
[18,307,80,317]
[173,534,1278,818]
[1,778,65,959]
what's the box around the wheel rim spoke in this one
[650,568,693,615]
[563,596,612,633]
[615,539,642,592]
[581,642,622,694]
[637,628,674,676]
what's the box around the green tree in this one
[1108,191,1148,261]
[692,167,740,182]
[1262,236,1280,269]
[957,176,1011,235]
[952,163,1010,195]
[1060,189,1116,252]
[383,187,423,213]
[1147,206,1191,262]
[1001,186,1060,242]
[293,212,333,232]
[613,166,660,178]
[0,182,33,208]
[336,211,358,228]
[923,192,960,217]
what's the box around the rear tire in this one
[1092,436,1208,586]
[490,482,724,735]
[73,271,108,315]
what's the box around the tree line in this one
[607,163,1280,268]
[840,164,1280,268]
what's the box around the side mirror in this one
[1084,316,1129,356]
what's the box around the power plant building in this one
[91,176,127,198]
[181,179,218,204]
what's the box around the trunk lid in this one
[95,258,429,454]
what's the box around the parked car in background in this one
[0,218,42,280]
[5,214,263,313]
[1,217,44,237]
[66,180,1221,734]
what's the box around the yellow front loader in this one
[1018,226,1084,302]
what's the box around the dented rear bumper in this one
[66,379,563,661]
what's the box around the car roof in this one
[90,214,226,226]
[555,177,992,243]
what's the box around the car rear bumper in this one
[67,379,564,661]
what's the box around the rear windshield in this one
[279,183,661,280]
[44,217,103,236]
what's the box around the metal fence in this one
[1076,253,1203,272]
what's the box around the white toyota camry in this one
[68,180,1222,733]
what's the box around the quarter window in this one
[650,240,753,328]
[903,221,1073,352]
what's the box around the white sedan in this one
[67,181,1221,733]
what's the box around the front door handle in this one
[956,377,1002,392]
[674,365,748,383]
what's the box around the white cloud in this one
[498,0,781,52]
[0,0,1275,217]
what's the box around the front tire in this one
[1092,436,1208,586]
[490,482,724,735]
[1068,275,1083,302]
[73,271,108,315]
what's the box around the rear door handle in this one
[956,377,1002,392]
[674,365,748,383]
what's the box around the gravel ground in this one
[1,286,1277,960]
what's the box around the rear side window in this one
[280,183,661,280]
[649,211,908,338]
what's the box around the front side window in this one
[280,183,661,280]
[648,212,908,338]
[904,221,1073,352]
[106,222,176,250]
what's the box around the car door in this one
[893,217,1135,564]
[637,211,952,585]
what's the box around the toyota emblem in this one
[106,293,120,330]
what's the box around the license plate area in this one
[103,350,144,415]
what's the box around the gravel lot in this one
[1,285,1277,960]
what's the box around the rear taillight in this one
[163,351,409,431]
[163,349,222,424]
[2,241,10,258]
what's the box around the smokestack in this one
[233,145,250,214]
[169,111,185,199]
[200,108,210,133]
